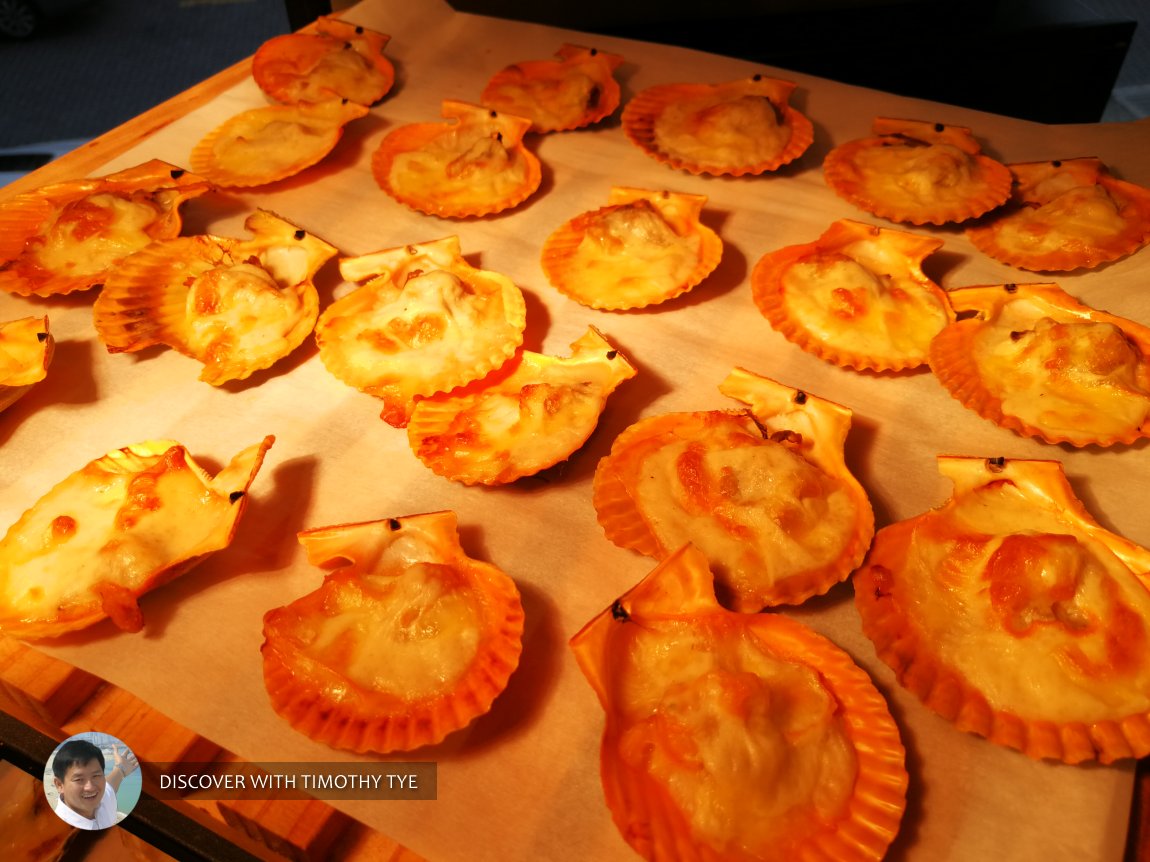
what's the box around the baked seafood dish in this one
[540,187,723,310]
[0,160,212,297]
[966,157,1150,272]
[408,328,636,484]
[593,368,873,611]
[317,236,526,427]
[481,43,624,133]
[0,436,273,639]
[189,99,369,188]
[929,282,1150,447]
[622,74,813,176]
[94,210,337,385]
[372,100,541,218]
[571,544,907,861]
[0,316,53,413]
[823,118,1012,225]
[261,511,524,753]
[252,15,395,106]
[855,456,1150,763]
[752,218,953,371]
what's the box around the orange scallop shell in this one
[540,187,723,310]
[593,367,874,611]
[0,160,212,297]
[261,511,524,753]
[480,43,624,133]
[316,236,527,427]
[621,75,813,177]
[929,282,1150,447]
[752,218,953,371]
[571,544,907,862]
[372,100,542,218]
[0,436,273,639]
[855,455,1150,764]
[966,157,1150,272]
[0,316,53,413]
[407,327,636,484]
[189,99,369,188]
[823,117,1012,225]
[94,210,337,385]
[252,15,395,106]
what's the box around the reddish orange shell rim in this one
[928,283,1150,447]
[371,121,543,218]
[822,136,1013,225]
[621,81,814,177]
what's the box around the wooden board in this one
[2,1,1148,860]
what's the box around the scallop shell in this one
[0,316,53,413]
[593,367,874,611]
[261,511,524,754]
[317,236,527,427]
[189,99,369,188]
[540,187,723,310]
[570,544,907,862]
[480,43,624,133]
[93,210,337,385]
[0,436,273,639]
[622,75,813,176]
[751,218,953,371]
[252,15,395,106]
[372,100,542,218]
[823,117,1012,225]
[929,282,1150,447]
[966,157,1150,272]
[855,455,1150,764]
[407,328,636,484]
[0,160,212,297]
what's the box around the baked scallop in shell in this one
[593,368,874,611]
[407,328,636,484]
[480,43,624,133]
[0,436,273,639]
[372,100,542,218]
[570,544,907,862]
[622,74,813,176]
[751,218,953,371]
[317,236,526,427]
[261,511,524,753]
[189,99,369,188]
[0,316,53,413]
[966,157,1150,272]
[855,455,1150,763]
[94,210,337,385]
[929,282,1150,447]
[823,118,1012,225]
[0,160,212,297]
[252,15,395,106]
[540,187,723,310]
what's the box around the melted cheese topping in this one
[653,95,789,170]
[299,562,480,699]
[485,72,597,130]
[632,414,860,604]
[854,143,982,209]
[781,249,950,364]
[0,318,49,387]
[565,202,701,307]
[290,43,387,104]
[987,186,1130,255]
[389,126,528,209]
[211,113,341,177]
[895,480,1150,721]
[616,619,857,855]
[971,305,1150,441]
[24,192,165,280]
[0,447,237,628]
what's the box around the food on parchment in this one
[0,316,53,413]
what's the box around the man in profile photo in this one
[51,738,139,830]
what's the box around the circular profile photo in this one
[43,731,141,830]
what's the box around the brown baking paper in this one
[2,1,1149,859]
